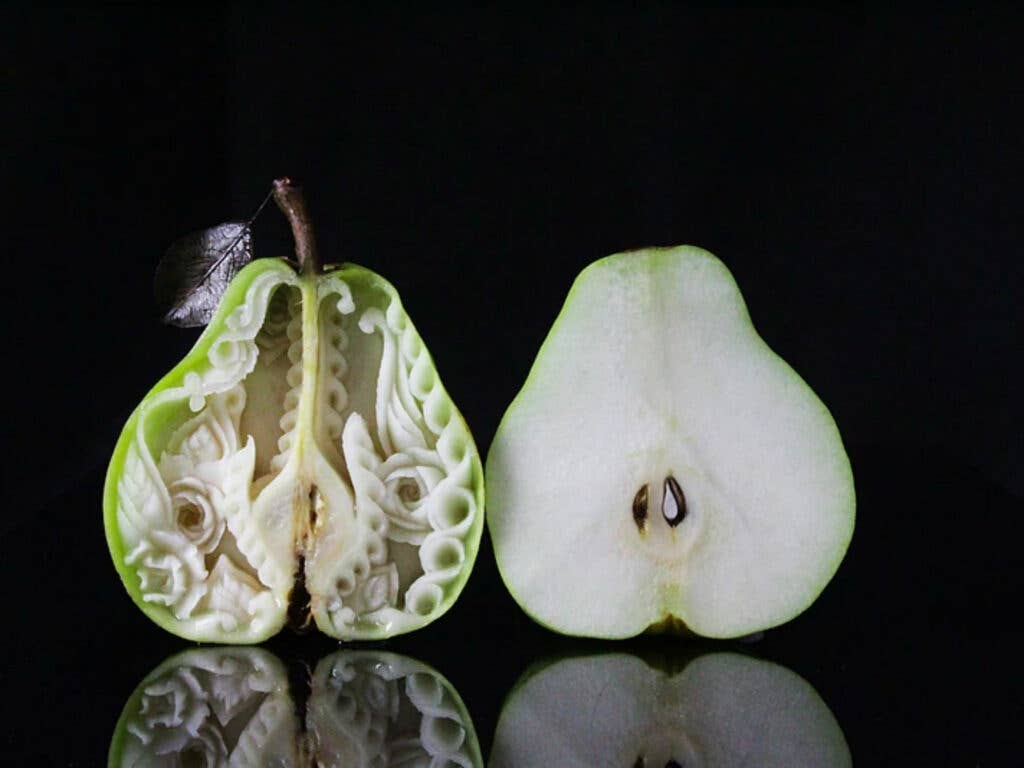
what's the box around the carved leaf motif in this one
[341,413,389,538]
[359,307,430,456]
[163,387,241,463]
[117,430,173,542]
[322,414,396,629]
[159,386,245,486]
[203,555,266,629]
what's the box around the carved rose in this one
[378,452,445,544]
[153,386,248,560]
[167,477,226,554]
[126,532,208,619]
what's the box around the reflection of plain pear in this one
[487,246,854,638]
[108,647,482,767]
[490,652,851,768]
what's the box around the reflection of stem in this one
[272,178,320,275]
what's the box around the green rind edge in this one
[103,258,295,643]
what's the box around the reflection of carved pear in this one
[108,648,298,767]
[105,185,483,642]
[490,652,851,768]
[487,247,854,639]
[308,651,482,768]
[108,647,482,768]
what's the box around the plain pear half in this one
[486,246,854,638]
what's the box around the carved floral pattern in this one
[119,650,291,767]
[117,650,479,768]
[116,267,296,635]
[328,289,479,631]
[114,265,478,638]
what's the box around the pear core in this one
[105,259,483,642]
[486,246,854,639]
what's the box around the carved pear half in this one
[104,253,483,642]
[486,246,854,638]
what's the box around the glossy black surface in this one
[5,7,1021,764]
[5,447,1017,763]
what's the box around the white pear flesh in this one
[486,246,855,638]
[490,653,851,768]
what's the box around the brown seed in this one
[632,484,649,531]
[663,475,687,527]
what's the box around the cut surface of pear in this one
[486,246,854,639]
[490,652,851,768]
[105,258,484,642]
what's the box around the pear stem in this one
[272,177,320,275]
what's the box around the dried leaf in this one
[154,222,254,327]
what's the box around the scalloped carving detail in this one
[325,288,479,632]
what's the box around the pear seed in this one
[663,476,687,528]
[632,484,649,531]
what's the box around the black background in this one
[4,5,1021,765]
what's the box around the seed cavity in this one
[287,554,312,632]
[632,484,649,532]
[662,475,687,527]
[288,484,319,632]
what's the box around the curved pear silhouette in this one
[490,651,851,767]
[105,214,483,642]
[487,246,854,638]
